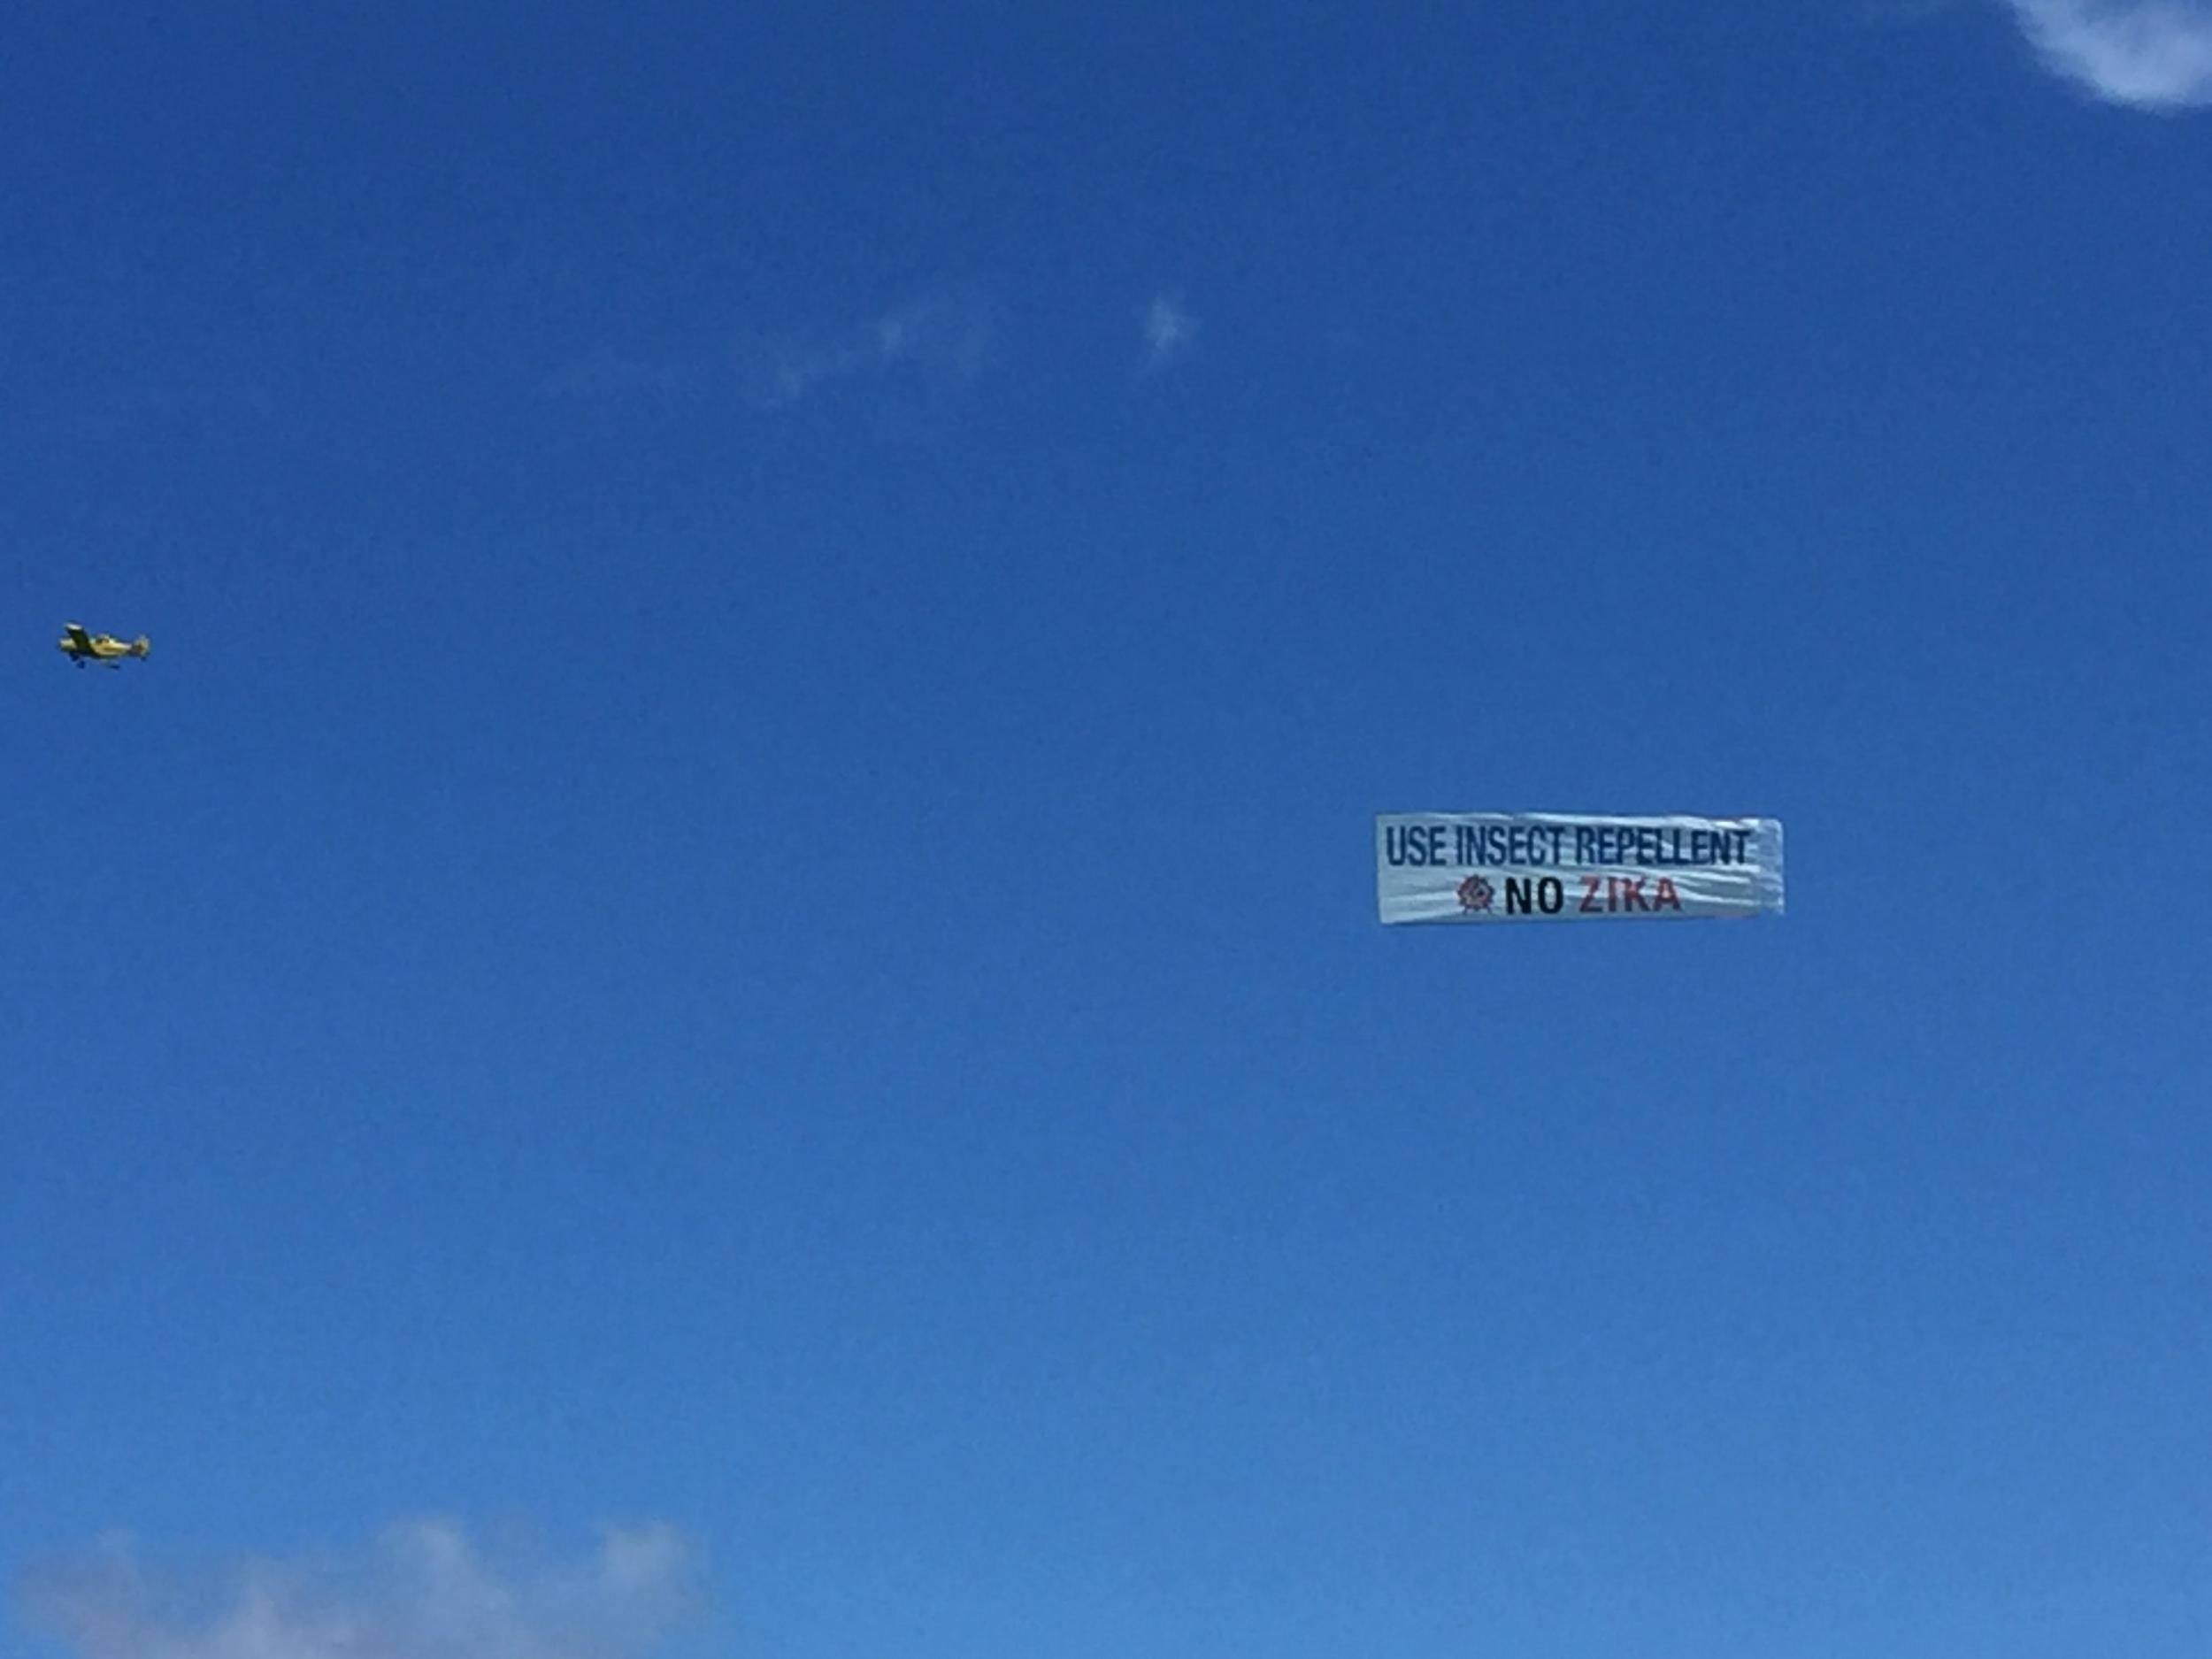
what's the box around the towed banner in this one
[1377,813,1785,925]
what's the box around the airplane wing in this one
[64,623,92,649]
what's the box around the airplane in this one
[58,621,151,668]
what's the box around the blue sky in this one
[4,4,2208,1655]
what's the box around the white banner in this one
[1377,813,1784,925]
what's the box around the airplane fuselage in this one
[58,628,149,665]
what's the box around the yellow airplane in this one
[58,621,151,668]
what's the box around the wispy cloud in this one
[1141,293,1197,372]
[17,1518,703,1659]
[2005,0,2212,109]
[744,290,995,410]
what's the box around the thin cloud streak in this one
[2006,0,2212,109]
[1141,294,1196,372]
[745,290,994,410]
[17,1518,703,1659]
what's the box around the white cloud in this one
[2005,0,2212,109]
[751,337,873,408]
[745,290,994,410]
[17,1518,703,1659]
[1141,294,1197,372]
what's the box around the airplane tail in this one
[133,635,150,657]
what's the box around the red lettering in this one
[1655,877,1680,910]
[1579,875,1602,913]
[1622,877,1647,911]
